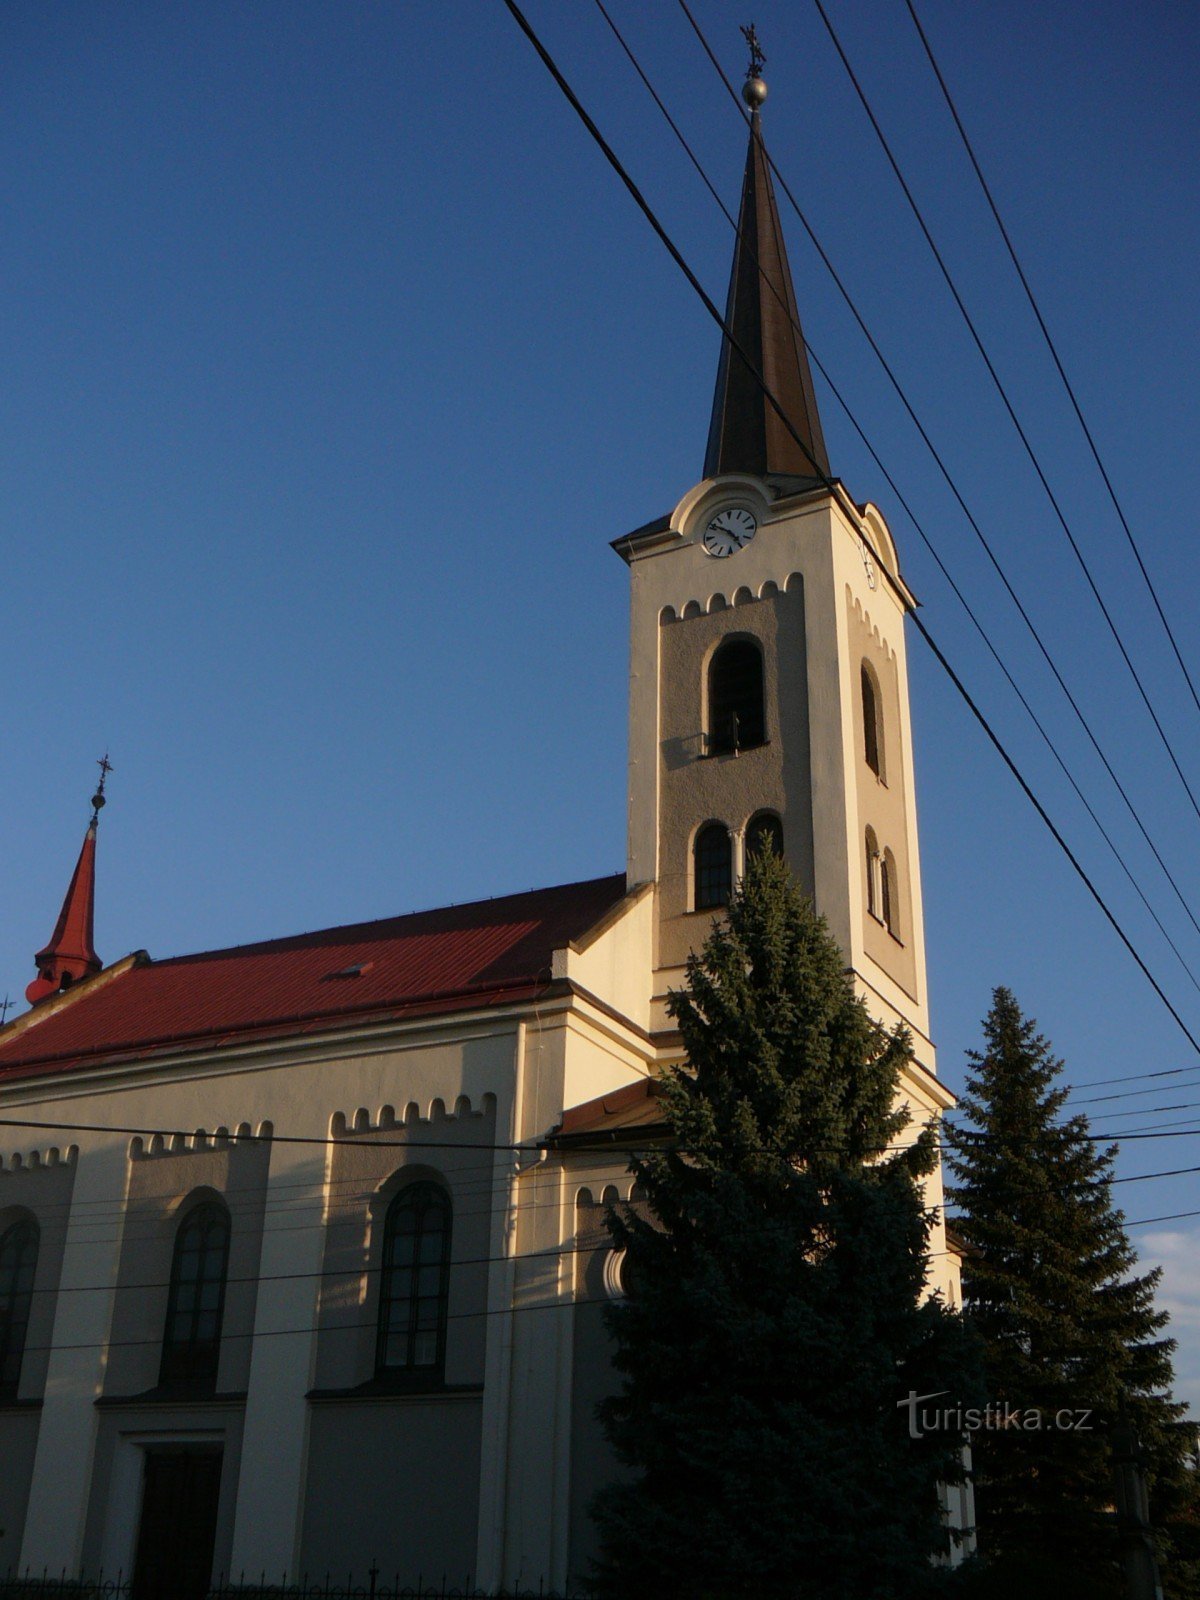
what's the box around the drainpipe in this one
[482,1018,530,1589]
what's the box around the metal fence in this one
[1,1573,590,1600]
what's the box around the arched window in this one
[865,828,880,920]
[377,1182,452,1375]
[861,664,882,778]
[160,1202,230,1388]
[882,849,901,940]
[0,1219,39,1399]
[694,823,733,910]
[708,639,765,754]
[745,811,783,862]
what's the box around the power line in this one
[811,0,1200,829]
[1124,1209,1200,1230]
[588,0,1200,1003]
[673,0,1200,957]
[501,0,1200,1062]
[903,0,1200,725]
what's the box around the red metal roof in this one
[0,874,628,1083]
[552,1077,667,1144]
[27,824,101,1005]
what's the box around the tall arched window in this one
[160,1202,230,1389]
[865,828,880,920]
[694,823,733,910]
[708,639,765,754]
[377,1182,452,1375]
[0,1219,39,1399]
[745,811,783,862]
[861,664,882,778]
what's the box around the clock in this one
[702,506,757,558]
[859,537,877,590]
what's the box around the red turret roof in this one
[26,823,102,1006]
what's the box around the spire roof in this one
[25,759,110,1007]
[704,81,831,485]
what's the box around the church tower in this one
[616,65,933,1073]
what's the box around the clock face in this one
[859,537,877,590]
[702,506,757,558]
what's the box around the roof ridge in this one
[139,871,628,968]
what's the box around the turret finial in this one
[741,22,767,109]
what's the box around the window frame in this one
[693,821,733,911]
[375,1181,452,1379]
[745,810,784,864]
[865,828,881,922]
[707,638,766,756]
[159,1200,231,1391]
[882,847,902,942]
[0,1217,39,1401]
[861,662,884,781]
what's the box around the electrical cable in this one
[902,0,1200,726]
[501,0,1200,1061]
[811,0,1200,830]
[672,0,1200,953]
[588,0,1200,1002]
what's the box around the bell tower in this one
[615,63,933,1072]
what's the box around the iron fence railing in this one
[1,1572,590,1600]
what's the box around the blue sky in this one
[4,2,1200,1404]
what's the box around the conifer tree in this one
[947,987,1200,1599]
[591,848,982,1600]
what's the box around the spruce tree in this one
[591,847,982,1600]
[947,987,1200,1599]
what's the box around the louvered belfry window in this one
[708,640,765,754]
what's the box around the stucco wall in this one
[301,1393,483,1580]
[105,1135,271,1398]
[656,577,813,977]
[567,1186,626,1588]
[0,1408,40,1574]
[0,1147,77,1402]
[848,591,918,1000]
[81,1401,245,1580]
[312,1095,498,1392]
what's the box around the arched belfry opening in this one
[707,639,765,755]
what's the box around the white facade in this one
[0,466,964,1593]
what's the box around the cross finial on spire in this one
[741,22,765,79]
[91,751,113,826]
[740,23,768,109]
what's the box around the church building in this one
[0,62,965,1598]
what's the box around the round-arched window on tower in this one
[861,663,883,779]
[745,811,783,863]
[708,640,765,755]
[882,849,901,941]
[694,823,733,910]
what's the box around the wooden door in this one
[131,1445,223,1600]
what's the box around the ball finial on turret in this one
[740,22,768,110]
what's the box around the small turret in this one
[25,756,111,1006]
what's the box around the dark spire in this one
[25,756,111,1007]
[703,42,830,484]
